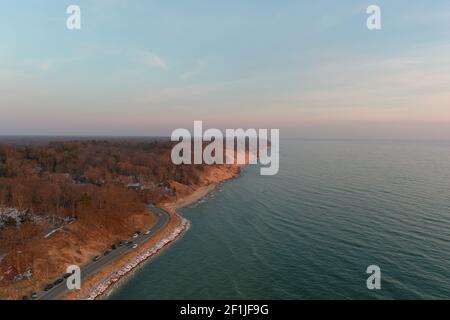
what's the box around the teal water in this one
[109,140,450,299]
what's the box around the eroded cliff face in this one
[167,165,242,201]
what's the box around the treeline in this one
[0,140,206,222]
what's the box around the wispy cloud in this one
[284,43,450,121]
[180,59,209,80]
[136,51,168,69]
[0,56,80,77]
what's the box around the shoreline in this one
[71,180,231,300]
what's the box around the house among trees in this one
[127,183,142,191]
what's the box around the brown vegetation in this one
[0,139,231,299]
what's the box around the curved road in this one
[37,205,170,300]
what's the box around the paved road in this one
[36,205,170,300]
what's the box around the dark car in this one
[63,272,72,279]
[93,255,101,262]
[125,241,133,246]
[104,250,111,256]
[44,284,54,291]
[111,244,117,250]
[54,278,64,286]
[22,295,30,300]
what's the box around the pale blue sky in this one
[1,1,450,139]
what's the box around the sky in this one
[1,0,450,139]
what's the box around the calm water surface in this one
[109,140,450,299]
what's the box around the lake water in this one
[109,140,450,299]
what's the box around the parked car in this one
[30,292,38,299]
[104,250,111,256]
[63,272,73,279]
[44,284,54,291]
[93,255,101,262]
[22,295,30,300]
[145,230,151,235]
[111,244,117,250]
[132,233,139,238]
[132,244,138,249]
[53,278,63,286]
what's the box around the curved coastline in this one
[71,180,234,300]
[78,217,191,300]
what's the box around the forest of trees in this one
[0,139,209,284]
[0,139,206,219]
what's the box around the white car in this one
[132,244,138,249]
[132,234,139,238]
[145,230,151,235]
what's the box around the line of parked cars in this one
[43,270,75,291]
[22,228,153,299]
[90,230,146,263]
[22,270,76,300]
